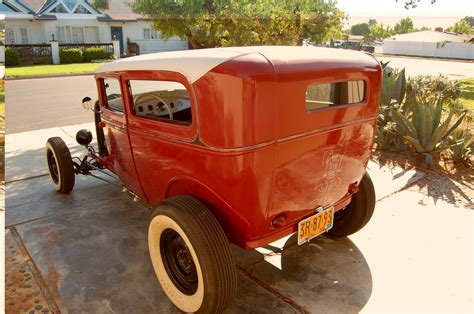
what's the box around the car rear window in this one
[306,80,365,111]
[129,80,192,126]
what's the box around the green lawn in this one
[0,81,4,115]
[460,78,474,111]
[0,79,3,174]
[1,80,4,136]
[6,62,108,78]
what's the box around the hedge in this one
[83,47,114,62]
[60,48,83,64]
[5,48,20,66]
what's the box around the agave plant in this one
[376,63,410,150]
[390,96,467,157]
[379,65,407,127]
[377,123,397,149]
[449,129,473,167]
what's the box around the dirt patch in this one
[4,229,55,313]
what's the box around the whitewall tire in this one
[148,196,237,313]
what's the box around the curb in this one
[5,72,95,81]
[375,53,474,63]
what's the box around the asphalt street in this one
[5,56,474,134]
[377,55,474,79]
[6,75,97,134]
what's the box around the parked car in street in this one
[45,46,381,313]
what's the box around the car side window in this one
[128,80,192,126]
[103,78,124,113]
[306,80,365,111]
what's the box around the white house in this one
[1,0,188,55]
[383,30,474,60]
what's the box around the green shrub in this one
[391,96,467,159]
[60,48,83,64]
[407,74,462,107]
[83,47,113,62]
[5,48,20,66]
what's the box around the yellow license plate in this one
[297,207,334,245]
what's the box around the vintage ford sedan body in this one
[46,46,381,313]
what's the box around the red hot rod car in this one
[46,46,381,313]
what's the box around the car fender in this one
[164,176,251,247]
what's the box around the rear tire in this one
[328,172,375,237]
[148,196,237,313]
[45,137,75,194]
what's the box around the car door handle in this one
[112,124,127,131]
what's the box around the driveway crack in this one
[237,265,309,313]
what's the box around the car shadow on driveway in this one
[233,234,372,313]
[6,171,373,313]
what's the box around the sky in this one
[337,0,471,28]
[337,0,472,16]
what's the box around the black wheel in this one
[45,137,75,194]
[328,172,376,237]
[148,196,237,313]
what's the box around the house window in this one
[5,28,15,44]
[129,80,192,125]
[65,26,72,43]
[71,27,84,43]
[56,26,66,43]
[75,4,92,14]
[84,26,99,42]
[64,0,78,11]
[143,28,158,40]
[305,80,365,111]
[51,3,69,13]
[20,28,29,44]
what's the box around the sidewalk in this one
[4,124,474,313]
[6,122,94,182]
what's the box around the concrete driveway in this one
[4,124,473,313]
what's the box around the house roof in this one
[387,30,470,43]
[35,13,56,20]
[21,0,48,13]
[1,0,143,20]
[102,0,141,20]
[1,0,35,13]
[96,46,378,83]
[0,2,18,12]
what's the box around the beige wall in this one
[383,40,474,60]
[5,17,187,55]
[5,19,48,44]
[105,20,188,54]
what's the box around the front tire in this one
[328,172,376,237]
[45,137,75,194]
[148,196,237,313]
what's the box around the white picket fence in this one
[383,40,474,60]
